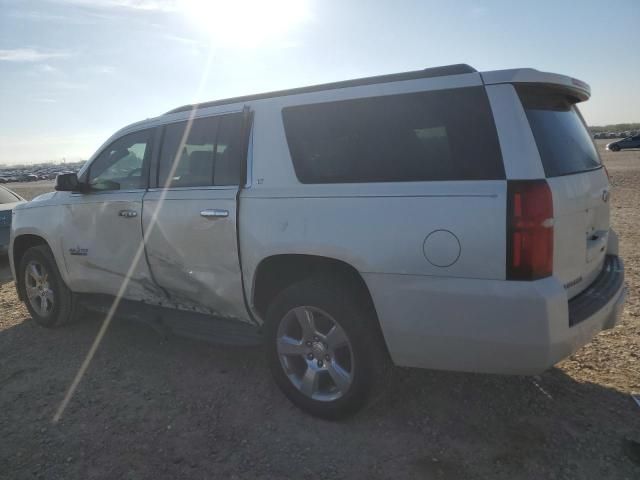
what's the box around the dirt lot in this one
[6,179,57,202]
[1,142,639,479]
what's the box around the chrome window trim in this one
[146,185,239,193]
[71,188,147,197]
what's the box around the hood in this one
[0,201,25,212]
[30,191,56,203]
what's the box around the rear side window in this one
[282,87,504,183]
[517,86,601,177]
[157,113,244,188]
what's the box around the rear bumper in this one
[364,255,625,375]
[569,255,624,327]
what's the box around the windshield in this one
[0,187,21,204]
[517,86,601,177]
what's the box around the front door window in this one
[88,129,153,191]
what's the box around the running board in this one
[79,295,262,347]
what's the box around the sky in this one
[0,0,638,165]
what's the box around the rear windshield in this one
[517,86,601,177]
[0,188,20,204]
[282,87,504,184]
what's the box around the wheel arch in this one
[12,234,57,300]
[251,254,389,355]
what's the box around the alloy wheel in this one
[24,260,55,317]
[276,306,354,402]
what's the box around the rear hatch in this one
[517,85,610,298]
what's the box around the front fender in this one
[10,207,72,289]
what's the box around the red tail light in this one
[507,180,554,280]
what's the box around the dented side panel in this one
[141,187,251,323]
[59,191,162,301]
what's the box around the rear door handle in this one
[118,210,138,218]
[200,209,229,219]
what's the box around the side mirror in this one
[55,173,84,192]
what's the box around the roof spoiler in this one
[481,68,591,102]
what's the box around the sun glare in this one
[179,0,311,47]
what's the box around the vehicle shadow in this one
[0,313,638,480]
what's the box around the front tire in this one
[19,245,78,328]
[265,277,382,419]
[610,145,621,152]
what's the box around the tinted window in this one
[282,87,504,183]
[89,129,153,191]
[214,114,244,186]
[517,86,601,177]
[158,113,244,188]
[0,187,20,204]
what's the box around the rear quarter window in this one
[517,86,601,177]
[282,87,504,183]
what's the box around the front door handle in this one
[200,209,229,220]
[119,210,138,218]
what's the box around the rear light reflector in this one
[506,180,554,280]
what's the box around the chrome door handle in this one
[119,210,138,218]
[200,209,229,219]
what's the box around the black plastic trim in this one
[568,255,624,327]
[78,295,262,346]
[164,64,477,114]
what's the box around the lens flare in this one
[179,0,310,47]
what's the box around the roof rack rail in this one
[164,64,476,115]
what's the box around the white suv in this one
[10,64,626,418]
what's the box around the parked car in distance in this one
[9,65,626,418]
[607,134,640,151]
[0,186,26,255]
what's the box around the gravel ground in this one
[0,141,639,479]
[5,179,57,202]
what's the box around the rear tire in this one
[265,277,384,419]
[18,245,78,328]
